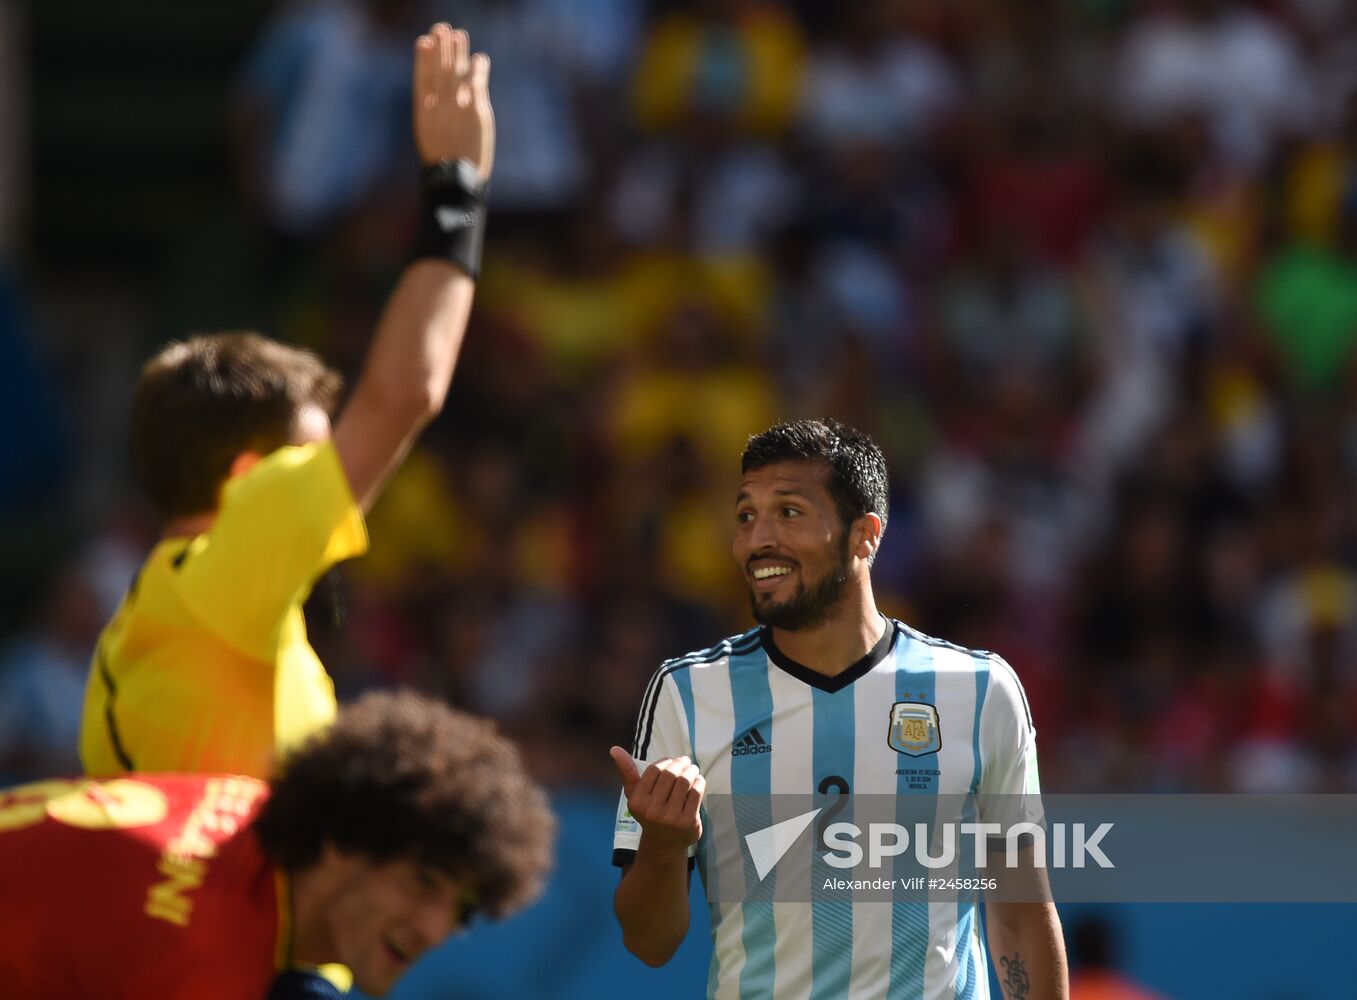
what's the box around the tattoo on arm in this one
[999,953,1030,1000]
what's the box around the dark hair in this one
[254,690,555,920]
[741,419,890,534]
[131,331,343,519]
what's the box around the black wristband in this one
[415,158,487,279]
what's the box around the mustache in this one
[746,555,800,573]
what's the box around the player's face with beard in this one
[733,460,855,631]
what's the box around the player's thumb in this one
[610,745,641,795]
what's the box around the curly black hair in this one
[741,418,890,536]
[253,690,555,920]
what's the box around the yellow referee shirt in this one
[80,441,368,778]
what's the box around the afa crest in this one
[888,702,941,757]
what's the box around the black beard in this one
[749,536,852,631]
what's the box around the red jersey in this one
[0,774,287,999]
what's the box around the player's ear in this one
[318,841,362,878]
[853,513,883,562]
[228,450,264,481]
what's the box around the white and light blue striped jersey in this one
[613,617,1040,1000]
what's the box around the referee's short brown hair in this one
[131,331,342,519]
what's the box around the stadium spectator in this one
[1114,0,1315,174]
[0,690,555,999]
[798,0,960,150]
[233,0,422,240]
[612,0,805,255]
[0,567,101,781]
[438,0,636,213]
[1254,177,1357,398]
[631,0,805,138]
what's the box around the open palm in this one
[413,24,494,181]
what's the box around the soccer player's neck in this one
[769,587,885,678]
[287,861,342,967]
[161,511,217,541]
[160,451,258,540]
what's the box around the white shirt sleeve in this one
[613,666,695,865]
[976,654,1044,830]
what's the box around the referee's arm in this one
[333,24,493,512]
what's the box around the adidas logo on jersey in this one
[732,727,772,756]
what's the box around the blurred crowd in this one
[4,0,1357,796]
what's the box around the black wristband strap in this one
[415,158,487,279]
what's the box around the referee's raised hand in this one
[611,748,706,852]
[413,24,494,180]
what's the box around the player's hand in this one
[413,24,494,180]
[611,747,706,854]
